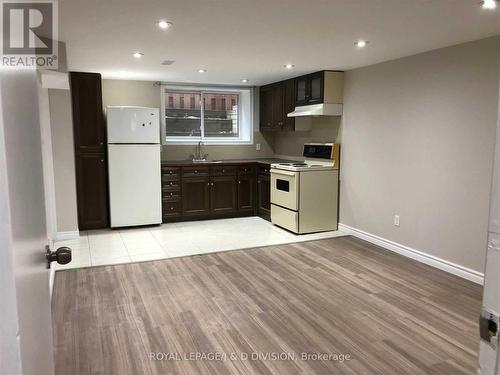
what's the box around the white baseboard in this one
[54,230,80,241]
[338,223,484,285]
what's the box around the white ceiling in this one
[60,0,500,86]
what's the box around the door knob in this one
[45,246,72,268]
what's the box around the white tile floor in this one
[54,217,347,270]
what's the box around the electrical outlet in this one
[256,143,261,151]
[394,215,400,227]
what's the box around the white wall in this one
[340,36,500,274]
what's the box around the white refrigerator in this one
[106,106,162,228]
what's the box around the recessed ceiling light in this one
[355,40,369,48]
[132,52,143,58]
[198,69,207,73]
[481,0,498,9]
[284,64,294,69]
[241,79,249,83]
[157,20,173,29]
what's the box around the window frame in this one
[161,84,253,145]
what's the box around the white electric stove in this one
[270,143,340,234]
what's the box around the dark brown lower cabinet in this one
[163,163,271,222]
[74,153,109,229]
[238,174,255,212]
[210,176,237,214]
[182,177,210,216]
[257,173,271,220]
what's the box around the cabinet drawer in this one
[211,166,237,176]
[162,191,181,201]
[162,180,181,192]
[258,165,271,175]
[162,173,180,183]
[163,201,181,216]
[238,165,255,175]
[162,168,180,181]
[182,167,209,177]
[162,166,180,175]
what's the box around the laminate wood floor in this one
[52,235,482,375]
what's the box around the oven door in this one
[271,169,299,211]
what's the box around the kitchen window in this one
[161,85,253,145]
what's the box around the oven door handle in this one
[271,169,296,177]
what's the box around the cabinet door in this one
[257,174,271,220]
[210,175,237,214]
[260,85,274,130]
[238,174,255,212]
[308,71,324,104]
[283,79,296,131]
[272,83,284,129]
[70,72,106,153]
[295,76,308,105]
[75,153,109,230]
[182,177,210,216]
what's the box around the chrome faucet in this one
[193,140,207,161]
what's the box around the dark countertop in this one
[161,158,297,167]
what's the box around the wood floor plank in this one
[52,235,482,374]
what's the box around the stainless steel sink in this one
[192,159,223,163]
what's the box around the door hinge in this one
[480,308,499,349]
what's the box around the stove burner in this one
[279,163,308,167]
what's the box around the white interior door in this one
[478,69,500,375]
[0,70,55,374]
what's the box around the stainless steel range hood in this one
[287,103,343,117]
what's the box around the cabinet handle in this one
[100,142,103,146]
[169,170,172,174]
[194,170,198,173]
[211,182,214,186]
[100,159,104,163]
[222,169,225,173]
[257,181,261,184]
[207,182,210,186]
[170,207,174,211]
[238,181,241,184]
[170,182,173,185]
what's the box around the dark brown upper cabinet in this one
[70,72,106,154]
[260,79,295,132]
[295,71,324,106]
[295,70,344,106]
[70,72,109,230]
[260,85,276,131]
[260,70,344,132]
[272,84,284,129]
[282,79,296,131]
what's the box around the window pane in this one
[203,93,239,138]
[165,91,201,137]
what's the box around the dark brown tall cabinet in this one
[70,72,109,230]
